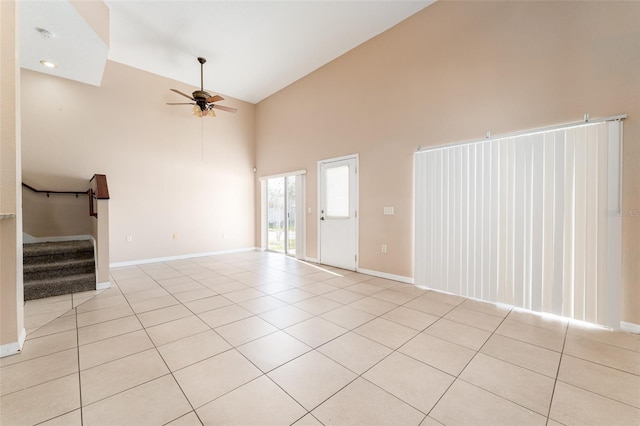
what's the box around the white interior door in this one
[319,156,358,270]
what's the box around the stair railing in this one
[22,182,88,198]
[21,180,108,218]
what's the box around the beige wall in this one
[70,0,109,47]
[1,0,25,351]
[22,188,92,238]
[22,60,256,264]
[256,1,640,324]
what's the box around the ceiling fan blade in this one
[206,95,224,103]
[170,89,195,101]
[166,102,195,105]
[211,104,238,113]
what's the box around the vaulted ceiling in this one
[21,0,434,103]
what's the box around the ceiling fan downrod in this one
[197,57,206,91]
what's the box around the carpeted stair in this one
[23,240,96,300]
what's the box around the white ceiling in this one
[20,0,108,86]
[21,0,434,104]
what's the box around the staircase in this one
[23,240,96,301]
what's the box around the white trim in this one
[96,281,111,290]
[620,321,640,334]
[305,257,319,264]
[416,114,627,153]
[109,247,258,268]
[261,173,306,258]
[358,268,414,285]
[22,233,92,244]
[318,153,361,164]
[295,174,306,260]
[260,180,267,251]
[0,328,26,358]
[258,169,307,181]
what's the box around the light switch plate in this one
[383,206,394,215]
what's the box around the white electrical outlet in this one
[381,244,387,253]
[126,236,133,243]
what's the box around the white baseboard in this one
[620,321,640,334]
[110,247,259,268]
[304,257,319,264]
[0,327,26,358]
[96,281,111,290]
[23,233,92,244]
[357,268,414,285]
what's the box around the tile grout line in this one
[137,257,340,422]
[156,265,385,422]
[242,282,479,421]
[449,310,596,420]
[271,291,457,423]
[558,349,640,378]
[97,282,640,420]
[545,320,570,425]
[177,256,342,422]
[297,292,472,422]
[75,267,198,421]
[0,330,76,369]
[129,262,207,426]
[19,303,84,426]
[420,304,514,421]
[21,252,637,425]
[74,305,85,426]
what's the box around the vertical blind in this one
[414,120,622,327]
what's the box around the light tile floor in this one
[1,251,639,425]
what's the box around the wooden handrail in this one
[23,174,109,218]
[90,174,110,199]
[22,182,88,198]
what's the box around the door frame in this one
[317,154,359,271]
[259,170,306,259]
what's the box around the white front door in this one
[319,156,358,270]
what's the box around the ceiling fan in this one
[167,57,238,117]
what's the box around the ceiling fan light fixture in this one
[169,56,238,117]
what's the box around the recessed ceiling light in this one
[40,60,58,69]
[35,28,56,39]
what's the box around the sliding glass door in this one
[267,176,296,255]
[286,176,297,255]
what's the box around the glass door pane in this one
[267,177,285,252]
[286,176,296,255]
[325,165,350,218]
